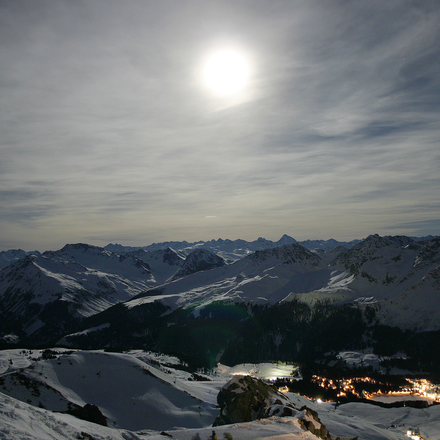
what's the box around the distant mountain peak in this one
[364,234,392,247]
[256,237,270,243]
[276,234,297,245]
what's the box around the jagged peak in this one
[276,234,297,245]
[256,237,270,243]
[331,235,389,265]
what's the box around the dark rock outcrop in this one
[65,403,107,426]
[213,375,297,426]
[298,407,358,440]
[172,248,225,280]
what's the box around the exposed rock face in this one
[213,375,297,426]
[298,407,358,440]
[172,248,225,280]
[65,403,107,426]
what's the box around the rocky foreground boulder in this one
[213,375,297,426]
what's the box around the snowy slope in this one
[290,236,440,312]
[128,248,186,284]
[0,391,319,440]
[0,245,155,320]
[125,243,330,312]
[0,349,218,431]
[47,243,155,284]
[378,264,440,330]
[3,389,440,440]
[0,391,145,440]
[0,245,160,340]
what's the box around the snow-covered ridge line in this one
[1,235,440,349]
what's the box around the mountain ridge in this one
[104,235,361,262]
[1,234,440,354]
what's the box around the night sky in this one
[1,0,439,251]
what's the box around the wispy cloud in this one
[1,0,439,250]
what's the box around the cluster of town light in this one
[311,375,379,399]
[305,375,440,402]
[275,373,437,439]
[406,378,440,402]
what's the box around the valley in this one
[1,348,440,439]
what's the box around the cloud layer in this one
[1,0,439,250]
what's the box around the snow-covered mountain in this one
[124,247,186,284]
[105,234,360,262]
[125,242,326,313]
[0,244,156,313]
[377,264,440,331]
[0,249,41,270]
[0,243,234,342]
[0,244,157,341]
[123,236,440,332]
[322,235,440,329]
[1,234,440,348]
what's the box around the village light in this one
[407,428,422,440]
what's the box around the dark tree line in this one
[3,295,440,375]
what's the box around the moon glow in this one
[203,50,249,96]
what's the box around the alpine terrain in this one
[1,234,440,439]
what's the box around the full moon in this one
[203,50,249,96]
